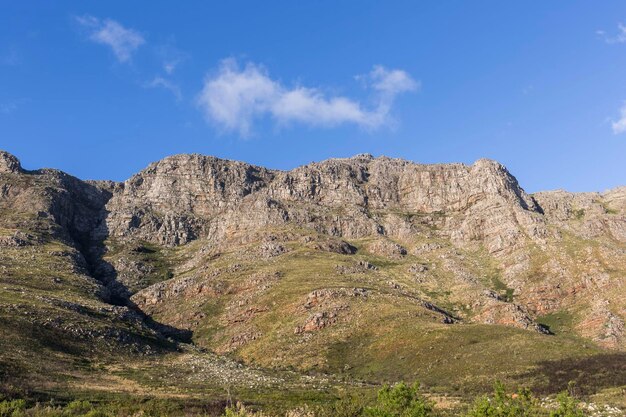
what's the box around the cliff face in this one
[1,149,625,384]
[103,154,545,251]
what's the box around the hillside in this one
[0,149,624,412]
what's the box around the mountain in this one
[0,149,624,409]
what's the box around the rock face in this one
[102,154,546,252]
[0,149,625,374]
[104,154,275,245]
[0,150,22,173]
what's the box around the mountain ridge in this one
[4,148,622,196]
[1,148,625,405]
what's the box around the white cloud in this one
[164,61,178,74]
[612,104,626,134]
[598,23,626,44]
[197,59,418,136]
[601,24,626,135]
[369,65,420,96]
[145,76,182,101]
[156,43,188,74]
[0,98,30,115]
[76,15,145,62]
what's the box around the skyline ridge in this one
[1,147,624,196]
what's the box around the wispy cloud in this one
[0,102,18,115]
[145,76,182,101]
[75,15,145,62]
[612,103,626,134]
[597,24,626,134]
[0,98,28,115]
[197,59,419,137]
[597,23,626,44]
[156,42,188,75]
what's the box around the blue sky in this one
[1,2,625,192]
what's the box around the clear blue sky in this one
[1,2,625,192]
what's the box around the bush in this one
[365,382,433,417]
[0,399,26,417]
[318,394,364,417]
[465,381,589,417]
[285,406,315,417]
[549,391,585,417]
[0,381,596,417]
[64,400,93,415]
[222,402,267,417]
[466,381,538,417]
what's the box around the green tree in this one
[549,391,586,417]
[365,382,433,417]
[466,382,538,417]
[0,399,26,417]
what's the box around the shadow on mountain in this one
[67,182,193,345]
[521,352,626,395]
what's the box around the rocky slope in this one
[1,149,625,396]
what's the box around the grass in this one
[600,201,619,215]
[572,208,586,220]
[536,311,575,335]
[105,228,625,401]
[490,277,515,302]
[101,239,178,293]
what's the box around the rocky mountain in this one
[1,149,625,404]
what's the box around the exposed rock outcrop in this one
[0,150,22,173]
[99,154,549,255]
[1,149,625,354]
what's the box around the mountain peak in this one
[0,150,22,173]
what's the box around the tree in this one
[365,382,433,417]
[466,381,539,417]
[549,391,586,417]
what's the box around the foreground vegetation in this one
[2,382,619,417]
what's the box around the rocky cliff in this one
[103,153,545,250]
[1,149,625,392]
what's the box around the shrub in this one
[466,381,538,417]
[549,392,585,417]
[222,402,268,417]
[64,400,93,415]
[365,382,433,417]
[285,406,315,417]
[0,399,26,417]
[318,394,364,417]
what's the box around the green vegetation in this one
[600,202,618,215]
[550,392,586,417]
[465,382,588,417]
[0,398,216,417]
[2,227,621,411]
[466,382,537,417]
[364,383,433,417]
[0,382,594,417]
[490,277,515,302]
[572,209,585,220]
[536,311,575,335]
